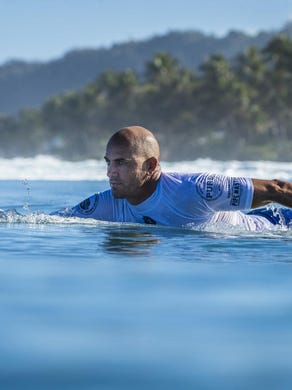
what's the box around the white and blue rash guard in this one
[56,172,289,231]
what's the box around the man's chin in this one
[111,190,125,199]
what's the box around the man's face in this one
[104,142,148,205]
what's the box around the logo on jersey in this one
[143,216,156,224]
[230,179,242,206]
[79,198,91,210]
[196,174,223,201]
[77,195,98,215]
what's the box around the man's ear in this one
[145,157,158,174]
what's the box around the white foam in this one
[0,155,291,181]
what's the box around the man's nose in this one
[107,163,118,177]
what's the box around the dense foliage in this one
[0,35,292,161]
[0,26,280,114]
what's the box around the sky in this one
[0,0,291,65]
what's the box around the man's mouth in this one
[109,181,124,198]
[110,181,122,188]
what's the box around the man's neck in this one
[127,172,161,205]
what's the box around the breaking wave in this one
[0,155,291,181]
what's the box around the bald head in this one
[105,126,161,204]
[107,126,160,160]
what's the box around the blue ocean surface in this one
[0,157,292,390]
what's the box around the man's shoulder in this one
[161,171,202,183]
[74,189,114,212]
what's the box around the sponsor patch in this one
[196,174,223,201]
[230,179,242,206]
[77,195,98,215]
[143,216,156,224]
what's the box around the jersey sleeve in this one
[71,190,117,220]
[195,173,254,211]
[50,194,101,218]
[71,193,100,218]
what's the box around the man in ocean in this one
[54,125,292,231]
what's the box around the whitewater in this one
[1,155,292,180]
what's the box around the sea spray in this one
[22,179,31,211]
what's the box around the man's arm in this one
[251,179,292,209]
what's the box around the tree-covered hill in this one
[1,22,291,114]
[0,34,291,162]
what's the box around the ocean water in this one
[0,156,292,390]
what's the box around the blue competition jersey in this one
[65,172,277,231]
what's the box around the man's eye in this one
[117,160,130,166]
[105,159,130,166]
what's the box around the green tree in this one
[262,35,292,139]
[145,52,181,85]
[198,55,250,142]
[235,47,269,140]
[142,53,198,131]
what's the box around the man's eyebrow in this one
[104,156,132,162]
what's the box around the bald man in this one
[55,125,292,231]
